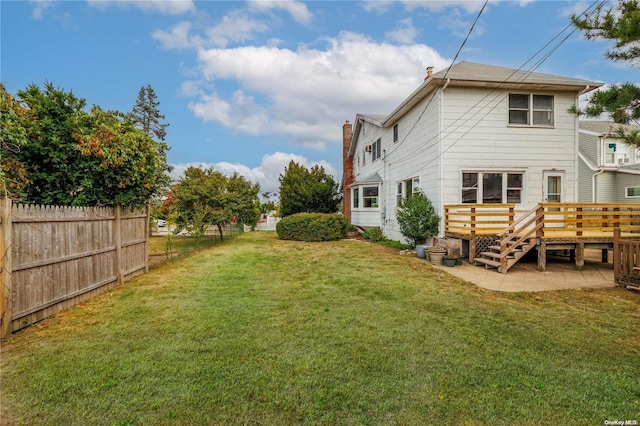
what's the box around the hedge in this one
[276,213,348,242]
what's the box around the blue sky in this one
[1,0,637,193]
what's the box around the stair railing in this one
[496,205,544,272]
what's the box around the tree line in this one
[1,82,171,208]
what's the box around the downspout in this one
[438,79,450,238]
[592,169,604,203]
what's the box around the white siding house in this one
[342,61,603,243]
[578,121,640,203]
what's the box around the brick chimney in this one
[342,120,354,223]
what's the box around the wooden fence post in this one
[1,198,13,338]
[144,202,150,273]
[114,206,123,285]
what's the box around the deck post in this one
[575,242,585,271]
[537,240,546,272]
[613,228,620,285]
[469,207,476,263]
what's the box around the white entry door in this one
[543,171,564,203]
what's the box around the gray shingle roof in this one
[432,61,602,88]
[579,120,640,135]
[352,172,382,185]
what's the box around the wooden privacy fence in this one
[0,199,149,337]
[614,228,640,290]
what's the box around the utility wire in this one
[384,0,605,175]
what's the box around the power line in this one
[385,0,606,176]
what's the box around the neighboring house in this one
[342,61,603,243]
[578,121,640,203]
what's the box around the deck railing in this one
[539,203,640,237]
[444,204,515,236]
[613,228,640,288]
[445,203,640,238]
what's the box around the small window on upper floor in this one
[393,124,398,143]
[508,94,554,127]
[372,138,381,161]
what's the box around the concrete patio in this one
[432,250,616,292]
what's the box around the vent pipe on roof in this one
[425,66,434,80]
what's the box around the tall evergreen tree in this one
[130,85,168,141]
[129,85,173,192]
[572,0,640,145]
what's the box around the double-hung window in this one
[462,172,524,204]
[353,188,359,208]
[508,94,554,126]
[363,186,379,208]
[396,178,419,206]
[393,124,399,143]
[372,138,381,161]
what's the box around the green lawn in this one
[2,232,639,425]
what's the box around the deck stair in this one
[473,206,544,274]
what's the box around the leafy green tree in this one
[278,161,341,217]
[74,106,168,207]
[171,167,260,240]
[15,82,91,205]
[6,82,170,207]
[572,0,640,145]
[396,192,440,248]
[227,173,261,227]
[0,83,30,199]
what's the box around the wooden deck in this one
[445,203,640,273]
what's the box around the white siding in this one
[439,87,578,211]
[616,173,640,203]
[595,172,616,203]
[349,85,583,241]
[577,157,593,202]
[382,88,442,242]
[579,132,599,165]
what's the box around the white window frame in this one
[626,187,640,198]
[352,187,359,208]
[396,177,420,206]
[461,171,525,205]
[372,138,381,161]
[393,124,399,143]
[362,185,380,208]
[508,94,554,127]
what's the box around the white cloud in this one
[87,0,195,15]
[29,0,55,19]
[401,0,488,13]
[170,152,337,193]
[361,1,395,14]
[205,10,270,48]
[386,18,419,44]
[248,0,313,25]
[438,9,485,38]
[187,32,449,149]
[153,21,201,49]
